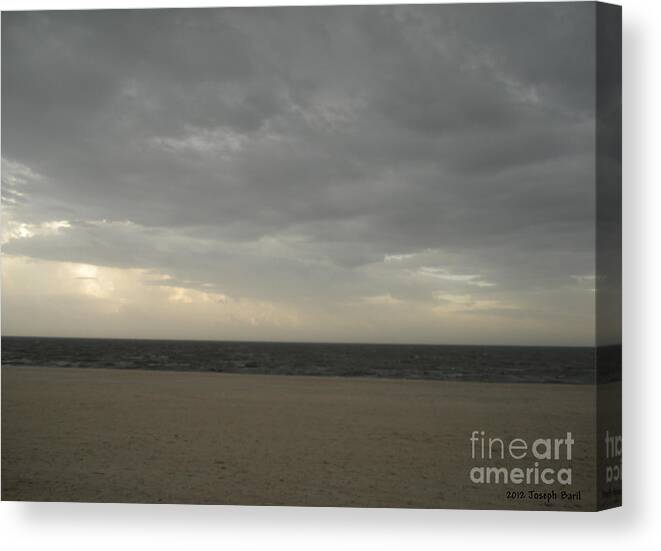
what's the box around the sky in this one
[1,4,599,345]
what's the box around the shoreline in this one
[0,364,596,385]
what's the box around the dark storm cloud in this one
[2,4,597,341]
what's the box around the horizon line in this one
[1,334,615,349]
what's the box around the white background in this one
[0,0,659,549]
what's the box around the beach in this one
[1,366,605,509]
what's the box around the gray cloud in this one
[1,4,598,344]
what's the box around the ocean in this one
[0,336,605,384]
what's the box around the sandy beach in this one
[2,366,606,509]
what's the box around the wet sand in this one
[1,366,603,509]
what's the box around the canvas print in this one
[1,2,621,510]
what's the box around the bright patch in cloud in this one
[2,219,71,244]
[384,253,416,262]
[432,292,518,313]
[417,267,495,287]
[361,293,403,305]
